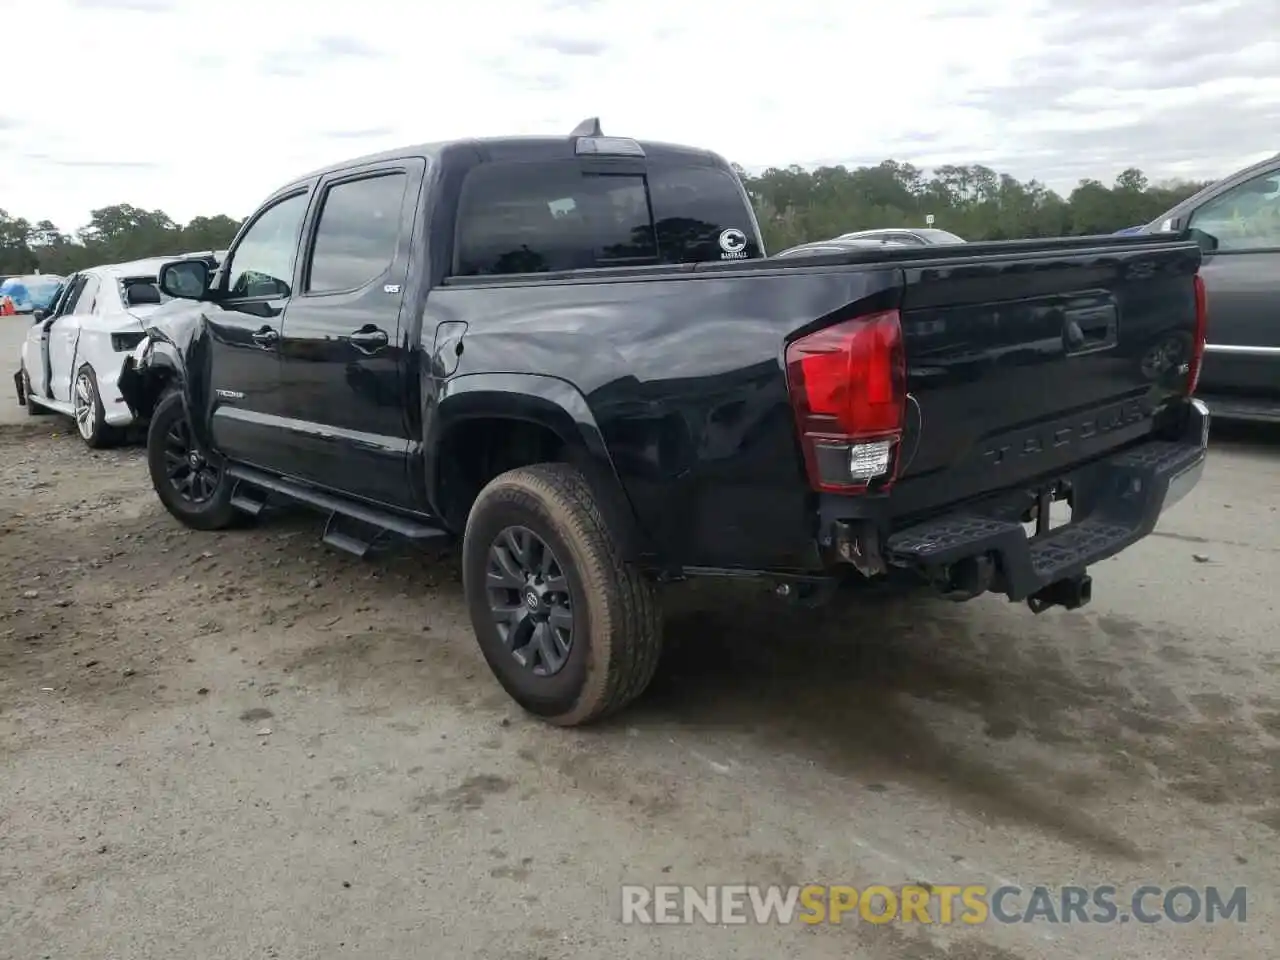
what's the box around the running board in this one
[322,513,388,558]
[229,480,268,517]
[225,465,450,553]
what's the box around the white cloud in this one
[1,0,1277,231]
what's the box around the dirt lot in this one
[1,416,1278,960]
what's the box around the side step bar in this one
[227,465,450,557]
[229,484,267,517]
[322,514,391,559]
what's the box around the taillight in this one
[1188,273,1207,395]
[785,308,907,493]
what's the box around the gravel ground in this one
[1,414,1278,960]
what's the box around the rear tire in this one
[462,463,662,727]
[72,365,120,448]
[146,389,239,531]
[21,366,51,416]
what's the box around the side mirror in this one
[1187,227,1219,253]
[158,258,212,301]
[32,309,45,323]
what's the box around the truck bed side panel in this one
[426,266,899,569]
[427,238,1199,570]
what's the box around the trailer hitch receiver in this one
[1026,574,1092,613]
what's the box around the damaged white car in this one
[14,256,209,447]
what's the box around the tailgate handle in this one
[1062,310,1116,354]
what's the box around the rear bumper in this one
[881,398,1209,604]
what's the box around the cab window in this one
[453,160,761,276]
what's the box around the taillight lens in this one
[785,308,907,493]
[1188,273,1207,395]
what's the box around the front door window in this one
[224,192,310,298]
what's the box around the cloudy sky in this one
[3,0,1277,232]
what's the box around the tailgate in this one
[890,238,1202,516]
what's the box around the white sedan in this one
[15,257,187,447]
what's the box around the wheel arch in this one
[119,338,213,452]
[427,373,648,561]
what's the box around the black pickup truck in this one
[120,119,1211,726]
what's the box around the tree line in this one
[0,205,242,276]
[0,161,1209,275]
[737,162,1208,252]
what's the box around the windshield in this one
[0,276,64,312]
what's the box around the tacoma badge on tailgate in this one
[982,399,1147,466]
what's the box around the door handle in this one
[348,326,389,354]
[251,327,279,346]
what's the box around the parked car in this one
[1142,153,1280,422]
[119,119,1209,727]
[0,274,64,315]
[832,227,967,245]
[13,257,194,447]
[774,238,912,258]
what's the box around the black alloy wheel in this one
[485,525,575,677]
[461,462,663,725]
[162,414,223,504]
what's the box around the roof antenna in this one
[570,117,603,137]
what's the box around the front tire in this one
[72,365,120,448]
[462,463,662,727]
[146,389,238,530]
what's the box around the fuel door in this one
[432,321,468,377]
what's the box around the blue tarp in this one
[0,276,63,312]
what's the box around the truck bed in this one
[431,232,1203,572]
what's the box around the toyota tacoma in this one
[119,119,1211,726]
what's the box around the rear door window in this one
[453,160,760,276]
[56,276,87,316]
[73,276,100,314]
[305,172,408,293]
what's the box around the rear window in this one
[453,160,761,276]
[118,275,172,306]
